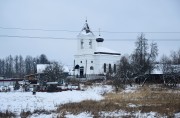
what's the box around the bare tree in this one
[132,34,158,85]
[44,61,64,82]
[25,56,34,75]
[115,55,132,87]
[19,55,25,78]
[39,54,49,64]
[115,33,158,87]
[160,49,180,87]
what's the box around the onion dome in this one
[96,28,104,42]
[96,37,104,42]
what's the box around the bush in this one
[14,81,20,90]
[20,110,31,118]
[0,110,16,118]
[47,85,57,92]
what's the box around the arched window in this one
[109,64,112,73]
[114,64,116,73]
[89,39,92,49]
[90,66,94,70]
[81,39,84,49]
[104,63,106,73]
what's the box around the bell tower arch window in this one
[81,39,84,49]
[89,39,92,49]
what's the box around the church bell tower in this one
[77,20,96,55]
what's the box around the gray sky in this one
[0,0,180,66]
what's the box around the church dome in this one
[96,37,104,42]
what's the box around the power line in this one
[0,35,75,40]
[0,35,180,41]
[101,31,180,34]
[0,27,79,32]
[1,26,180,34]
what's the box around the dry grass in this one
[20,110,32,118]
[57,85,180,117]
[105,85,180,116]
[0,110,16,118]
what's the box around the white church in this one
[74,21,121,79]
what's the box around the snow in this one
[0,85,112,115]
[31,113,58,118]
[37,64,48,73]
[151,64,163,74]
[95,47,120,54]
[135,111,158,118]
[123,85,138,93]
[101,110,130,117]
[79,30,93,36]
[64,111,158,118]
[128,103,138,107]
[0,84,179,118]
[65,112,92,118]
[174,112,180,117]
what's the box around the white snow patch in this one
[83,85,113,95]
[101,110,130,117]
[128,103,138,107]
[174,112,180,118]
[30,113,58,118]
[123,85,138,93]
[0,85,112,115]
[135,111,158,118]
[65,112,92,118]
[95,47,120,54]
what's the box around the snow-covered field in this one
[0,85,112,117]
[0,84,179,118]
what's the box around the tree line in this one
[0,54,50,78]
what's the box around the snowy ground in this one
[0,84,179,118]
[0,84,112,117]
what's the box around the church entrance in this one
[80,66,84,78]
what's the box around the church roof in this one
[94,47,121,55]
[79,20,94,36]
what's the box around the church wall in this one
[94,54,120,74]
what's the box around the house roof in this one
[151,64,163,74]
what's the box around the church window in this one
[81,39,84,49]
[91,61,93,63]
[114,64,116,73]
[104,63,106,73]
[80,61,82,63]
[89,39,92,48]
[109,64,112,73]
[90,66,94,70]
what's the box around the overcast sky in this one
[0,0,180,67]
